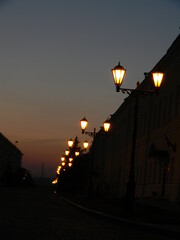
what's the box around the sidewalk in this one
[59,193,180,238]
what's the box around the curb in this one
[62,197,180,239]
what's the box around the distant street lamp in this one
[83,140,89,150]
[65,149,70,156]
[68,138,74,148]
[62,162,65,167]
[111,62,164,211]
[80,117,110,198]
[80,117,88,134]
[68,162,72,167]
[75,151,80,157]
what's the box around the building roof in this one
[0,133,23,156]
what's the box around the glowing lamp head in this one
[62,162,65,166]
[80,117,88,134]
[68,162,72,167]
[56,166,61,175]
[152,71,164,88]
[65,149,70,156]
[61,156,65,162]
[83,140,89,150]
[68,138,74,148]
[111,62,126,92]
[75,151,80,157]
[103,120,110,132]
[69,157,73,162]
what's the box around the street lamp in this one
[103,119,111,132]
[80,117,110,199]
[65,149,70,156]
[75,151,80,157]
[56,166,61,175]
[62,162,66,167]
[68,162,73,167]
[80,117,88,134]
[111,62,126,92]
[68,138,74,148]
[83,140,89,150]
[111,62,164,211]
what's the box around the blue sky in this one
[0,0,179,177]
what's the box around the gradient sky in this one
[0,0,179,178]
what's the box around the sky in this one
[0,0,179,178]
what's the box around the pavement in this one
[59,193,180,238]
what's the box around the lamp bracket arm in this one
[119,87,157,96]
[84,131,95,138]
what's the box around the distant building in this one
[0,133,23,182]
[93,34,180,201]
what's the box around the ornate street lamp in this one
[65,149,70,156]
[111,62,164,211]
[68,138,74,148]
[62,162,65,167]
[112,62,164,93]
[80,116,110,199]
[75,151,80,157]
[68,162,72,167]
[56,166,61,175]
[69,157,73,162]
[103,119,111,132]
[80,117,88,134]
[83,140,89,150]
[152,72,164,88]
[111,62,126,92]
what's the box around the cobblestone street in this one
[0,187,177,240]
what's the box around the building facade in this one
[0,133,23,182]
[93,34,180,201]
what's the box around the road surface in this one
[0,187,177,240]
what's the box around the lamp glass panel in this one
[112,69,126,86]
[68,139,74,147]
[81,119,88,130]
[83,141,89,149]
[152,72,164,88]
[104,122,110,132]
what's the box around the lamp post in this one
[111,62,164,211]
[80,117,110,198]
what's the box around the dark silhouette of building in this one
[0,133,23,185]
